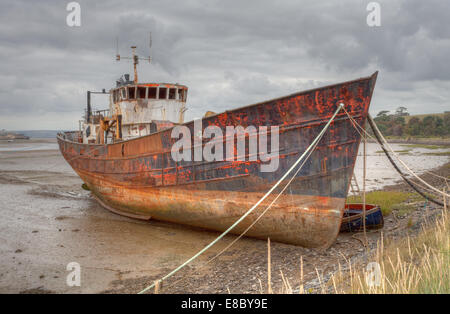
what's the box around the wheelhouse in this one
[79,45,189,144]
[111,83,188,104]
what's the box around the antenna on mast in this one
[148,32,152,63]
[114,33,152,84]
[115,36,120,61]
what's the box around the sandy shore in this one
[0,139,448,293]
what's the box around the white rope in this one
[343,108,449,198]
[137,104,345,294]
[344,109,439,195]
[347,110,442,195]
[369,113,449,197]
[201,122,323,265]
[159,120,324,290]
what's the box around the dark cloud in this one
[0,0,449,130]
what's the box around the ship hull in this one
[58,72,378,248]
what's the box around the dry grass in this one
[333,210,449,293]
[265,209,449,294]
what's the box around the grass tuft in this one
[346,191,415,216]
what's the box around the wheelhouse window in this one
[177,89,184,101]
[168,88,176,100]
[159,87,167,99]
[137,87,146,99]
[148,87,157,99]
[121,88,126,100]
[149,122,157,134]
[128,86,136,100]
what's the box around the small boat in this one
[57,45,378,248]
[340,203,384,232]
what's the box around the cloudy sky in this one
[1,0,449,130]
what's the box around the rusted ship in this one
[57,46,378,248]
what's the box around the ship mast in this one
[116,33,152,85]
[131,46,138,84]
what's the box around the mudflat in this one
[0,139,448,293]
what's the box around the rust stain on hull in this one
[57,72,378,248]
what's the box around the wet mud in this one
[0,139,448,293]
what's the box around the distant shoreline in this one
[1,130,65,139]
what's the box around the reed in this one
[267,237,272,294]
[270,208,449,294]
[330,209,448,294]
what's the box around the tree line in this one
[373,107,450,137]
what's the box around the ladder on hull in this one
[350,173,361,196]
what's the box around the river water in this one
[353,142,449,193]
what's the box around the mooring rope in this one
[344,109,445,202]
[195,118,323,265]
[368,114,449,198]
[153,116,324,291]
[137,104,345,294]
[344,109,439,195]
[366,115,446,206]
[342,108,448,206]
